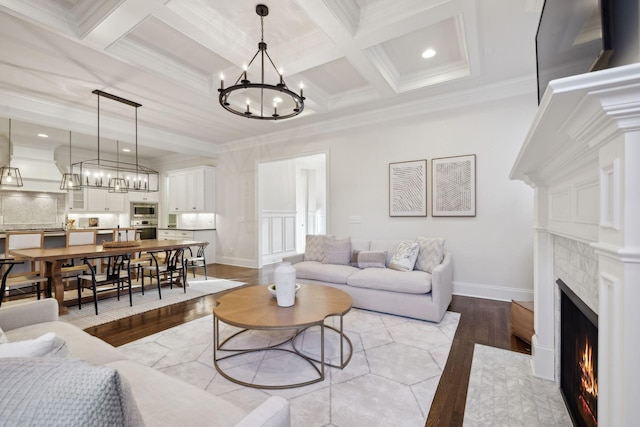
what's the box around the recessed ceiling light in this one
[421,49,436,59]
[37,133,49,138]
[122,148,131,152]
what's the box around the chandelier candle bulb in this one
[274,262,296,307]
[242,65,248,83]
[219,73,224,89]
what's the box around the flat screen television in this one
[535,0,614,103]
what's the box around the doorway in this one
[258,153,327,267]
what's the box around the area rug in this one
[463,344,571,426]
[60,278,245,330]
[120,308,460,426]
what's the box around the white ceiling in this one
[0,0,541,161]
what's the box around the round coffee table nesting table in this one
[212,284,353,389]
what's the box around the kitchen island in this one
[0,228,114,247]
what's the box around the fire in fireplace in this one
[558,279,598,427]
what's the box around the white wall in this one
[216,94,537,301]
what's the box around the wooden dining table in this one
[9,239,204,314]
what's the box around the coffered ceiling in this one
[0,0,541,159]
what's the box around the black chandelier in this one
[218,4,305,120]
[71,90,159,192]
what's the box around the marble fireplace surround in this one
[510,63,640,426]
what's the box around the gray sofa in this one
[284,238,453,322]
[0,299,290,427]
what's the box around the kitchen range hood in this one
[4,145,65,193]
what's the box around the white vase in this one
[274,262,296,307]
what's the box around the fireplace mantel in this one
[510,63,640,426]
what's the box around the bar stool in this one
[1,232,50,307]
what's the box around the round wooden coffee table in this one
[213,284,353,389]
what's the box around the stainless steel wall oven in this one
[130,203,157,239]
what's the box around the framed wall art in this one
[432,154,476,217]
[389,159,427,217]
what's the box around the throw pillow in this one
[0,357,143,426]
[0,332,69,358]
[0,332,56,358]
[389,241,420,272]
[304,235,327,262]
[323,237,352,265]
[351,250,361,267]
[357,251,387,268]
[414,237,445,273]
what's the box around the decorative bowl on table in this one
[267,283,301,297]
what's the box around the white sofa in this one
[284,238,453,322]
[0,299,290,427]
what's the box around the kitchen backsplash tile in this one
[179,213,216,229]
[0,191,65,229]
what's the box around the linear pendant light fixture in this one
[60,130,81,190]
[72,90,159,192]
[0,118,23,187]
[218,4,305,120]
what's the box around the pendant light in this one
[0,119,23,187]
[60,130,81,190]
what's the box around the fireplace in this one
[559,279,598,427]
[511,64,640,425]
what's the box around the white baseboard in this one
[214,256,258,269]
[453,281,534,302]
[261,251,298,266]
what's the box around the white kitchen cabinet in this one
[166,166,215,212]
[158,229,173,240]
[68,189,87,212]
[86,189,126,212]
[68,188,125,212]
[127,191,159,203]
[158,228,215,262]
[158,229,194,240]
[167,173,187,212]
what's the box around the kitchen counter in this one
[158,228,216,231]
[0,228,114,239]
[0,228,117,260]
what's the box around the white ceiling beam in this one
[81,0,166,50]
